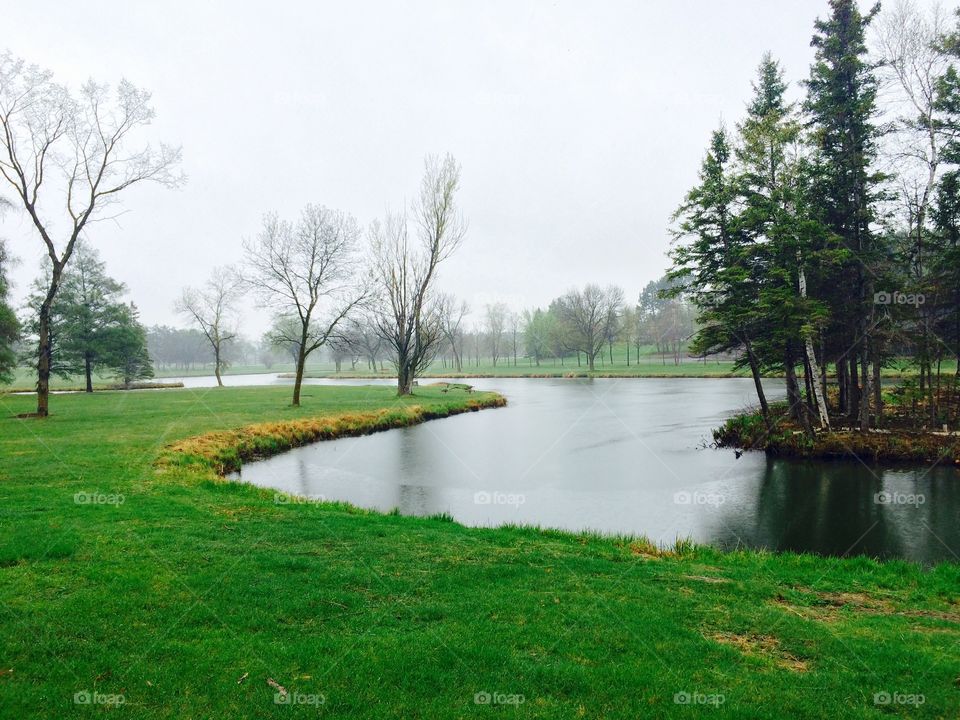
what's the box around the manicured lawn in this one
[0,385,958,718]
[2,363,295,391]
[306,358,751,379]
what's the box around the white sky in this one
[1,0,909,335]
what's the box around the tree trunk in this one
[873,356,883,427]
[838,358,848,418]
[797,254,828,429]
[784,345,811,435]
[398,363,413,396]
[859,339,871,432]
[292,346,307,406]
[849,354,860,423]
[85,355,94,393]
[802,340,829,430]
[214,346,224,387]
[744,339,772,432]
[36,301,53,417]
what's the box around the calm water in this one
[225,376,959,564]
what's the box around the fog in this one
[4,1,848,334]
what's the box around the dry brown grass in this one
[708,632,810,672]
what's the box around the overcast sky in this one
[2,1,899,335]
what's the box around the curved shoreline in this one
[159,391,507,476]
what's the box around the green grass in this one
[1,385,958,717]
[303,352,960,380]
[3,363,296,391]
[310,356,752,378]
[8,352,957,388]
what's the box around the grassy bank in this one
[1,386,958,717]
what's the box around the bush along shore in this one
[715,398,960,465]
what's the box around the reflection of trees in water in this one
[397,484,436,517]
[709,457,960,564]
[393,427,442,517]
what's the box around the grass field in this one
[2,364,295,392]
[6,350,957,390]
[304,358,751,379]
[1,384,958,717]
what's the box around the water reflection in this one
[232,377,960,564]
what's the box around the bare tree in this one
[176,267,241,387]
[243,205,367,405]
[0,52,182,416]
[437,293,468,372]
[484,302,508,367]
[556,284,624,371]
[370,154,466,395]
[507,311,522,366]
[874,1,957,404]
[875,0,953,233]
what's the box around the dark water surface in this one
[231,377,960,564]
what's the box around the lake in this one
[216,375,959,564]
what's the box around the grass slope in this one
[0,385,958,718]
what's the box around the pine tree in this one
[805,0,883,430]
[735,54,831,431]
[22,242,145,391]
[669,126,773,427]
[55,242,128,392]
[105,303,154,388]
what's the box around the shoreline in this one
[160,387,507,476]
[714,408,960,466]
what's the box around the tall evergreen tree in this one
[805,0,883,430]
[669,126,773,428]
[22,242,149,391]
[55,242,128,392]
[736,54,831,430]
[106,303,154,388]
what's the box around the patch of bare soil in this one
[708,632,809,672]
[681,574,731,584]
